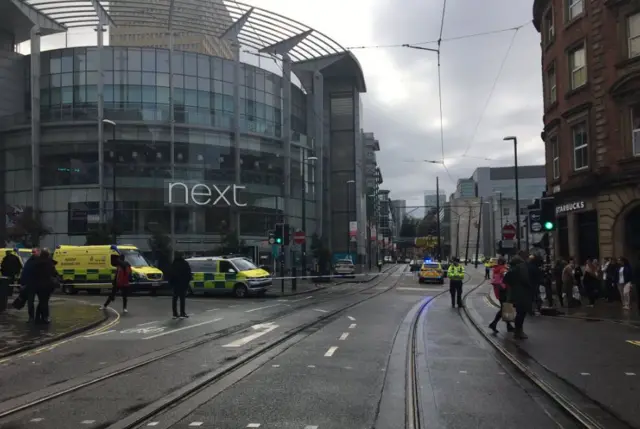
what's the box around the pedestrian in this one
[527,255,543,314]
[553,259,565,307]
[603,257,618,302]
[17,249,40,321]
[484,258,491,280]
[583,259,599,307]
[617,257,633,311]
[488,257,514,333]
[100,254,132,313]
[169,252,192,319]
[447,257,465,308]
[503,253,531,339]
[574,260,584,296]
[1,250,21,294]
[32,249,59,324]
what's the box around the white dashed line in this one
[245,304,282,313]
[272,364,280,368]
[30,418,44,422]
[146,423,159,427]
[288,296,314,303]
[339,332,349,340]
[137,321,160,326]
[83,329,116,338]
[459,370,467,374]
[626,372,637,376]
[206,308,219,312]
[305,426,319,429]
[580,372,590,376]
[188,423,203,427]
[143,318,223,340]
[81,421,96,425]
[498,372,505,375]
[307,365,316,368]
[347,316,356,321]
[324,346,338,357]
[344,366,352,369]
[349,323,357,329]
[247,424,261,428]
[313,308,328,313]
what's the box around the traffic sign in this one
[529,209,542,234]
[531,223,542,232]
[502,223,516,240]
[294,230,305,244]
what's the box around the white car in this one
[334,259,355,277]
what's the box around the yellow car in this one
[186,256,272,298]
[418,261,445,284]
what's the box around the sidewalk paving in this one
[468,283,640,428]
[0,298,108,359]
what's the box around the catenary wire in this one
[461,27,520,157]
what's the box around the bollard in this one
[292,267,297,291]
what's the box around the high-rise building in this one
[109,0,235,59]
[391,199,406,228]
[454,179,476,198]
[424,191,445,212]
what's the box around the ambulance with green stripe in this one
[186,256,271,298]
[53,245,165,295]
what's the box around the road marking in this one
[137,321,159,326]
[81,421,96,425]
[247,424,261,428]
[625,372,636,376]
[206,308,219,311]
[143,318,223,340]
[30,418,44,422]
[189,423,203,427]
[288,296,314,303]
[222,323,279,348]
[245,303,282,313]
[347,316,356,321]
[459,370,467,374]
[580,372,590,376]
[498,372,506,375]
[277,299,289,302]
[324,346,338,357]
[339,332,349,340]
[146,423,159,427]
[313,308,328,313]
[305,426,319,429]
[349,323,357,329]
[397,287,444,292]
[272,364,280,367]
[626,340,640,347]
[307,365,316,368]
[229,305,239,308]
[83,329,116,338]
[121,327,166,335]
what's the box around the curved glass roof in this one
[23,0,348,63]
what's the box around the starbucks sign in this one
[555,201,585,214]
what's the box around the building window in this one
[547,66,557,104]
[631,104,640,156]
[551,136,560,179]
[628,13,640,58]
[544,8,555,44]
[569,45,587,89]
[572,122,589,170]
[566,0,583,21]
[503,208,510,217]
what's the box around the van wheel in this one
[63,283,77,295]
[233,284,248,298]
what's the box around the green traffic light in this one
[276,238,282,244]
[544,221,554,230]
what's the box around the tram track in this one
[0,265,408,426]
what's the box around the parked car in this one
[334,259,355,278]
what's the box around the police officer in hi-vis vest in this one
[447,257,465,308]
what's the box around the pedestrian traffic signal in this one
[274,224,284,244]
[540,197,556,232]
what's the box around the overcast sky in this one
[33,0,544,215]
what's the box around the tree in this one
[6,207,50,248]
[85,225,112,245]
[399,216,418,238]
[219,220,244,253]
[148,226,172,274]
[417,214,438,237]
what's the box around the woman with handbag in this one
[488,258,514,333]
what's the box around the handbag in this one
[501,302,516,322]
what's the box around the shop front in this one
[553,197,599,264]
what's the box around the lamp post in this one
[103,119,117,243]
[346,180,355,259]
[503,136,521,251]
[301,155,317,276]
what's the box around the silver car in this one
[334,259,355,278]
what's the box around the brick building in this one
[533,0,640,262]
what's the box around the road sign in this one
[529,209,542,234]
[531,223,541,232]
[502,223,516,240]
[294,230,305,244]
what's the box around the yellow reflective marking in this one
[626,340,640,347]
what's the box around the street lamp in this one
[503,136,520,250]
[301,155,317,275]
[103,119,117,243]
[346,180,355,259]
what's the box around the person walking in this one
[17,249,40,321]
[488,258,514,333]
[169,252,192,319]
[503,254,531,339]
[553,259,565,307]
[1,250,21,295]
[32,249,59,324]
[447,257,465,308]
[583,259,599,307]
[100,254,132,313]
[617,257,633,311]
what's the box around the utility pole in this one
[504,136,521,250]
[435,176,442,261]
[474,197,483,268]
[455,218,460,258]
[464,206,472,265]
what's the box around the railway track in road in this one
[0,265,409,428]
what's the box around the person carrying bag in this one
[488,258,515,333]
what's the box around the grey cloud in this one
[362,0,544,198]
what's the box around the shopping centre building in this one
[0,0,373,264]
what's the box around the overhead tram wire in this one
[461,27,520,157]
[436,0,447,163]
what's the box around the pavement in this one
[468,282,640,428]
[0,297,107,359]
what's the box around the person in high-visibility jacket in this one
[447,257,465,308]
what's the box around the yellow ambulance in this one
[53,245,165,295]
[186,256,272,298]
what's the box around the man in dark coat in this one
[504,254,532,339]
[1,250,21,297]
[19,249,40,321]
[32,249,58,324]
[170,252,192,319]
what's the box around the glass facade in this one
[1,47,316,253]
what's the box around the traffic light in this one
[268,230,275,244]
[283,223,291,245]
[274,223,284,245]
[540,197,556,231]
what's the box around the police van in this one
[185,256,271,298]
[53,245,165,295]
